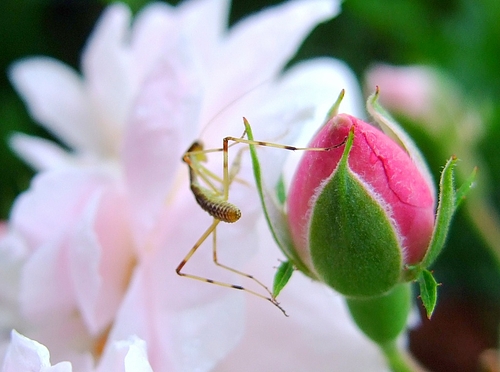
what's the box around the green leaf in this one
[243,118,316,279]
[420,156,458,269]
[417,269,438,319]
[309,128,403,297]
[273,261,294,297]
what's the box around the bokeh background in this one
[1,1,499,371]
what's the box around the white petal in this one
[177,0,230,66]
[106,253,245,372]
[8,58,96,152]
[215,221,391,372]
[0,231,28,346]
[130,3,177,81]
[10,170,112,322]
[9,133,73,171]
[232,57,362,189]
[2,330,72,372]
[20,238,75,320]
[278,58,364,188]
[10,169,110,249]
[123,45,201,248]
[212,0,340,101]
[69,186,134,336]
[96,336,152,372]
[81,3,134,144]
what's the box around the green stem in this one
[381,341,414,372]
[345,284,426,371]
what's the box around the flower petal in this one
[123,45,201,248]
[69,185,134,335]
[8,57,95,152]
[0,232,26,356]
[9,133,73,171]
[215,223,391,372]
[20,236,75,320]
[177,0,230,66]
[106,253,246,372]
[213,0,340,101]
[96,336,152,372]
[10,170,111,250]
[81,3,134,143]
[130,3,177,81]
[247,58,362,189]
[367,90,437,200]
[2,330,72,372]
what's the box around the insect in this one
[177,118,346,316]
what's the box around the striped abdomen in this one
[191,184,241,223]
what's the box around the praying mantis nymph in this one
[177,117,346,316]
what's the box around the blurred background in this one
[1,1,499,371]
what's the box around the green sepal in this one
[273,260,294,297]
[309,128,403,297]
[275,175,286,206]
[324,89,345,121]
[346,283,412,345]
[417,269,438,319]
[243,119,316,279]
[403,159,475,317]
[420,156,458,269]
[455,166,477,209]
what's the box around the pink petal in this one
[244,58,363,188]
[177,0,230,66]
[69,186,134,335]
[2,330,72,372]
[130,3,178,80]
[81,4,134,139]
[365,64,436,120]
[213,0,339,102]
[10,170,110,250]
[366,91,436,200]
[8,58,95,152]
[9,133,73,171]
[122,47,201,248]
[96,336,152,372]
[288,114,435,265]
[20,238,75,321]
[106,252,246,371]
[215,228,390,371]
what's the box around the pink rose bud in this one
[287,113,436,297]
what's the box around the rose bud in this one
[247,89,474,357]
[286,110,436,298]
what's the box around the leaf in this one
[273,260,294,297]
[418,269,438,319]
